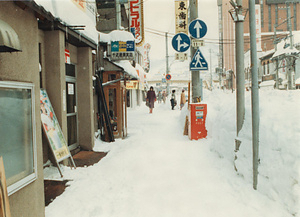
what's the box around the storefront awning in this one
[0,19,21,52]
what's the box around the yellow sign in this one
[119,42,127,52]
[175,0,188,34]
[126,81,139,89]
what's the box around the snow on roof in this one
[109,30,135,42]
[100,30,135,44]
[113,60,138,79]
[296,77,300,85]
[272,35,300,58]
[259,80,275,87]
[293,31,300,45]
[273,47,300,58]
[34,0,98,44]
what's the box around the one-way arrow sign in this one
[190,48,208,71]
[189,19,207,39]
[171,33,191,52]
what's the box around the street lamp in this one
[228,0,247,152]
[228,1,248,22]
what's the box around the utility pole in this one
[166,32,170,94]
[249,0,260,190]
[286,2,293,89]
[229,0,246,150]
[116,0,121,30]
[189,0,202,102]
[287,2,293,49]
[274,26,279,89]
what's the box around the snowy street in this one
[44,90,299,217]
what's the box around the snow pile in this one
[204,89,300,216]
[113,60,138,79]
[44,89,300,217]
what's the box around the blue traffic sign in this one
[171,33,191,52]
[190,48,208,71]
[189,19,207,39]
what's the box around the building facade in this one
[0,1,97,216]
[218,0,300,89]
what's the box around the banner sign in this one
[255,5,262,51]
[40,89,72,162]
[175,0,188,34]
[110,40,135,60]
[143,43,151,73]
[129,0,144,46]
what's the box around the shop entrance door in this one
[66,63,79,151]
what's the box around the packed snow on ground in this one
[44,89,300,217]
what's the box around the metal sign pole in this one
[189,0,201,103]
[249,0,260,190]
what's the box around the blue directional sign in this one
[189,19,207,39]
[190,48,208,71]
[171,33,191,52]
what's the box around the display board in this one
[40,89,76,176]
[0,157,11,217]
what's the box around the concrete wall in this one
[44,30,68,138]
[0,2,45,217]
[77,47,95,150]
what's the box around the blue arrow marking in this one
[172,33,190,52]
[194,21,202,38]
[189,19,207,39]
[176,35,189,51]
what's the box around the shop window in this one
[108,74,116,81]
[0,81,37,195]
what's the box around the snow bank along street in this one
[44,90,299,217]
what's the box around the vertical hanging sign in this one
[129,0,144,46]
[175,0,188,34]
[255,5,262,51]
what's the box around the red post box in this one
[188,103,207,140]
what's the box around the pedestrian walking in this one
[146,86,156,113]
[157,91,162,103]
[162,91,167,103]
[170,89,176,110]
[180,89,186,110]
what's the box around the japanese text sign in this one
[129,0,144,46]
[175,0,188,34]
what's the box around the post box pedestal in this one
[188,103,207,140]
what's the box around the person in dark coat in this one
[170,89,176,110]
[146,86,156,113]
